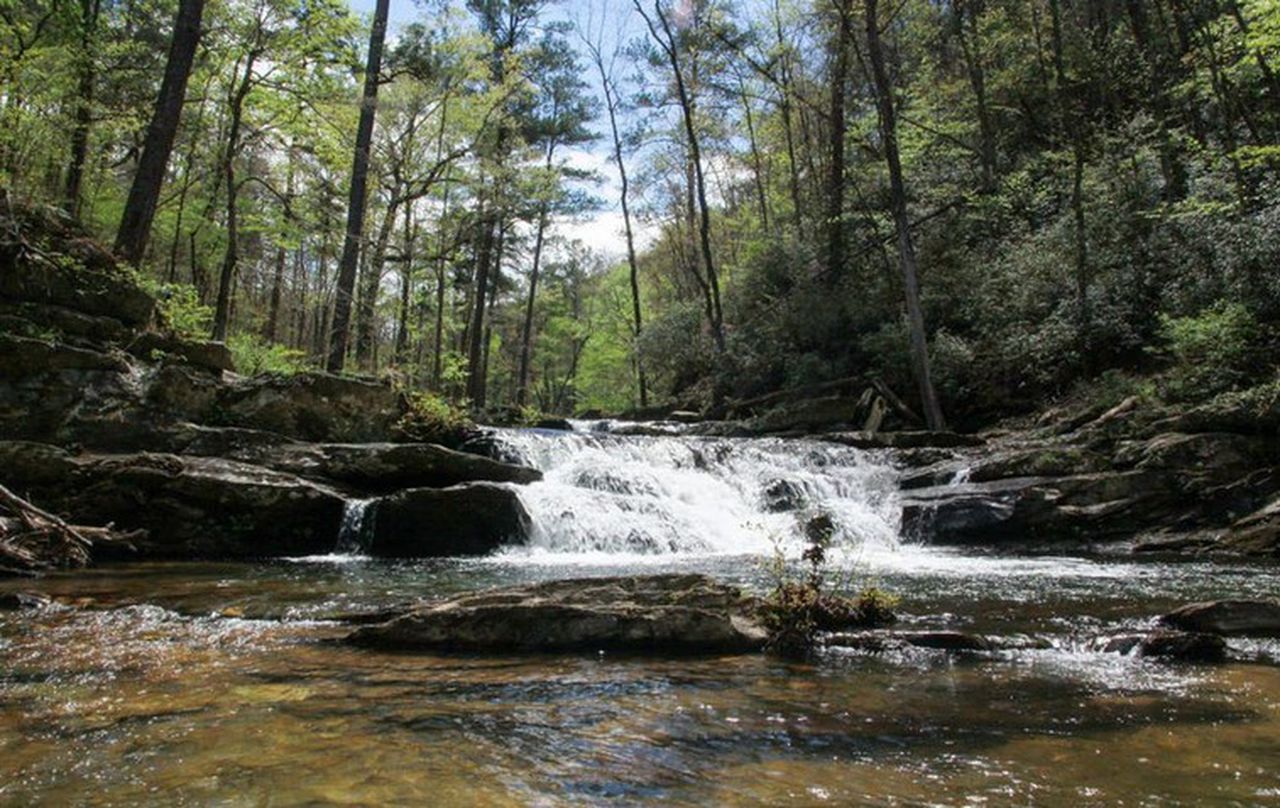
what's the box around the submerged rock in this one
[1094,630,1227,662]
[369,483,531,557]
[826,629,995,653]
[1159,599,1280,637]
[348,574,767,653]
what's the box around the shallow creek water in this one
[3,429,1280,804]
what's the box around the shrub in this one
[397,391,474,444]
[1156,301,1262,401]
[138,279,212,340]
[226,334,308,376]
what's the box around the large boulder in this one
[369,483,531,557]
[0,442,344,559]
[0,220,155,327]
[1093,630,1227,662]
[1159,600,1280,637]
[348,574,767,653]
[214,372,405,442]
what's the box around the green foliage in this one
[226,334,308,376]
[140,280,212,340]
[1156,302,1262,402]
[398,391,474,444]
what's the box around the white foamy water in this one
[492,427,901,561]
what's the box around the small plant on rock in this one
[760,512,898,659]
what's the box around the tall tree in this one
[328,0,390,372]
[634,0,725,352]
[865,0,945,429]
[114,0,205,265]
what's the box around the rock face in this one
[370,483,531,557]
[1159,600,1280,637]
[172,429,541,492]
[0,442,345,559]
[899,388,1279,553]
[215,373,405,443]
[348,574,767,653]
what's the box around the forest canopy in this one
[3,0,1278,427]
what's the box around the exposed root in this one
[0,484,142,574]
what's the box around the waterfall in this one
[493,427,901,559]
[334,499,376,555]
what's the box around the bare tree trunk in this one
[865,0,946,430]
[211,55,256,342]
[825,0,853,279]
[64,0,101,218]
[265,150,294,343]
[327,0,389,372]
[115,0,205,265]
[635,0,725,352]
[465,205,498,406]
[394,201,413,364]
[355,195,400,369]
[516,199,549,407]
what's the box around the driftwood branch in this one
[0,484,142,573]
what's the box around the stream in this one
[3,427,1280,804]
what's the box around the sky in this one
[344,0,658,263]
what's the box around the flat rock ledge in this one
[348,574,767,654]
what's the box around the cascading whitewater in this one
[492,426,901,558]
[334,499,375,555]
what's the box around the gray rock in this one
[175,430,542,493]
[348,573,767,653]
[0,442,344,559]
[1159,600,1280,637]
[370,483,531,557]
[762,478,807,512]
[215,372,405,443]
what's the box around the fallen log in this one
[0,483,141,574]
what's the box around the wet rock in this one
[1094,630,1226,662]
[532,417,573,431]
[761,479,807,512]
[0,591,51,610]
[1159,600,1280,637]
[901,469,1188,545]
[826,629,994,653]
[901,446,1110,490]
[370,483,531,557]
[0,442,344,559]
[348,573,767,653]
[455,431,530,466]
